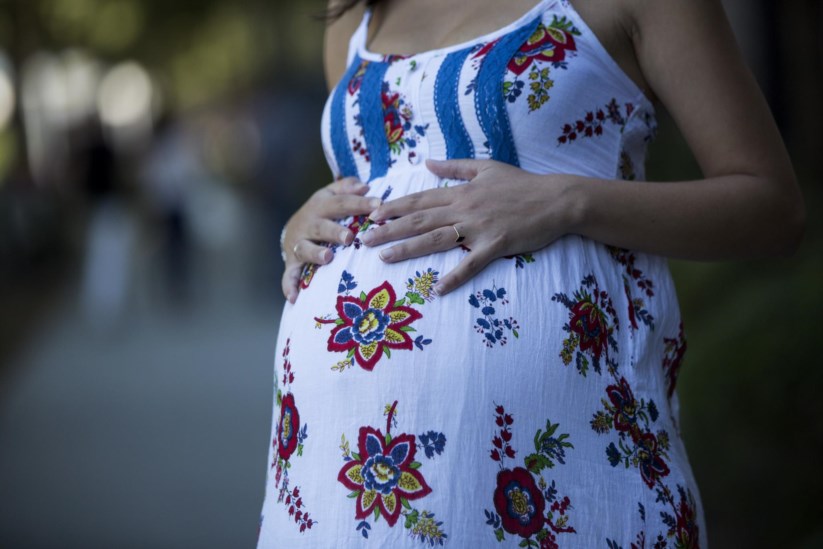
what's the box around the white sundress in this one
[257,1,707,547]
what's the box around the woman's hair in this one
[324,0,384,21]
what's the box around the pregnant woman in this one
[258,0,804,546]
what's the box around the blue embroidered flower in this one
[363,453,402,494]
[418,431,447,459]
[469,286,519,347]
[350,308,390,344]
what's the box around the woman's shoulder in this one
[324,1,367,91]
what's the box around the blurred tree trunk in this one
[778,0,823,184]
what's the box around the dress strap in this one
[346,7,373,66]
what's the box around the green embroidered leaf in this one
[393,299,406,308]
[374,505,381,521]
[525,452,552,473]
[495,528,505,542]
[360,291,368,301]
[352,452,361,461]
[406,292,425,305]
[400,497,412,510]
[347,490,361,499]
[385,433,392,445]
[536,528,548,541]
[384,346,391,359]
[297,444,303,457]
[513,329,519,338]
[399,325,416,332]
[409,461,422,470]
[347,348,356,359]
[276,391,282,406]
[334,319,345,325]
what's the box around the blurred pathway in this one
[0,208,281,549]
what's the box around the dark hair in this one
[323,0,384,21]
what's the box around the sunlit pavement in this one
[0,208,281,549]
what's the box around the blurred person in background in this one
[260,0,804,547]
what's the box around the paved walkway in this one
[0,208,281,549]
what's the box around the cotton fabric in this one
[257,1,707,546]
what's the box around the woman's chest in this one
[322,2,655,181]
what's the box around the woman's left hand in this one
[361,158,579,295]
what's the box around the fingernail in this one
[432,284,443,296]
[360,231,374,245]
[287,291,296,303]
[368,210,381,222]
[353,181,366,189]
[368,198,381,209]
[340,230,352,245]
[379,248,394,261]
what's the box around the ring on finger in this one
[452,225,466,244]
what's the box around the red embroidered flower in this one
[606,377,639,435]
[299,262,317,290]
[508,23,578,75]
[623,278,639,331]
[473,38,501,59]
[493,467,546,538]
[326,281,423,370]
[276,393,300,461]
[568,295,609,360]
[674,490,700,548]
[382,90,405,145]
[347,60,369,96]
[338,426,432,527]
[635,433,670,488]
[540,531,559,549]
[663,323,687,399]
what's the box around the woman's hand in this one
[282,177,381,303]
[361,159,578,296]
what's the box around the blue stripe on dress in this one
[330,56,364,179]
[474,17,542,166]
[359,62,392,181]
[434,48,475,160]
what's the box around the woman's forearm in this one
[564,172,806,261]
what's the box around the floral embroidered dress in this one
[257,1,707,547]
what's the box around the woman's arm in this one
[280,1,374,303]
[572,0,804,260]
[363,0,805,294]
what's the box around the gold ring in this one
[453,225,465,244]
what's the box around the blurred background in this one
[0,0,819,547]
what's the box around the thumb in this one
[425,158,483,181]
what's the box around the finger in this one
[281,261,303,304]
[433,246,496,296]
[306,219,355,246]
[361,206,452,247]
[370,188,452,221]
[292,239,333,265]
[320,194,382,218]
[425,158,486,181]
[377,226,460,263]
[326,177,367,195]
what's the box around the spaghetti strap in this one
[346,7,372,66]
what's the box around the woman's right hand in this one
[281,177,381,303]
